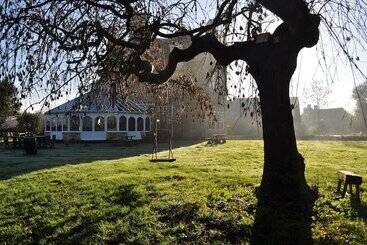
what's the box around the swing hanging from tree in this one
[150,99,176,162]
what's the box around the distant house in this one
[44,96,151,141]
[301,105,353,135]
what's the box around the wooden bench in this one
[207,134,227,144]
[337,170,363,201]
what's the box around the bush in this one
[17,112,44,135]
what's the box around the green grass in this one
[0,141,366,244]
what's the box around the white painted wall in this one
[81,132,105,141]
[49,131,63,140]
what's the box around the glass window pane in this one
[95,116,105,131]
[51,118,56,131]
[62,117,68,131]
[128,117,136,131]
[46,120,51,131]
[119,116,127,131]
[137,117,144,131]
[82,116,92,131]
[145,117,150,131]
[107,116,116,131]
[70,115,80,131]
[57,118,62,131]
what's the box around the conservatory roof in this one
[46,95,149,115]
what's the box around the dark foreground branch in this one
[135,33,259,84]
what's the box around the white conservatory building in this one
[44,96,151,141]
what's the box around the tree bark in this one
[249,36,315,244]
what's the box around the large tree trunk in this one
[250,47,315,244]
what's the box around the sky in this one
[292,43,367,113]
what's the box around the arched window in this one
[82,116,92,131]
[45,120,51,131]
[51,118,56,131]
[107,116,117,131]
[57,118,62,131]
[145,117,151,131]
[119,116,127,131]
[70,115,80,131]
[95,116,105,131]
[128,117,136,131]
[137,117,144,131]
[62,117,68,131]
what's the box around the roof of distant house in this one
[317,107,345,113]
[45,95,148,115]
[304,106,348,114]
[302,106,352,120]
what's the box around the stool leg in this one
[349,184,353,194]
[337,179,342,193]
[356,185,361,202]
[342,182,348,198]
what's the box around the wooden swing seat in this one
[150,158,176,163]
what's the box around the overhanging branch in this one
[135,34,259,84]
[257,0,320,47]
[257,0,310,28]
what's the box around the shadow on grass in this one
[251,205,313,244]
[157,202,252,244]
[342,141,367,149]
[351,197,367,221]
[5,184,150,244]
[110,184,147,208]
[0,140,202,180]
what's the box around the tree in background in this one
[305,79,331,109]
[304,79,331,134]
[1,0,367,243]
[0,79,21,125]
[16,112,43,135]
[352,82,367,134]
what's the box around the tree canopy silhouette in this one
[1,0,367,243]
[352,82,367,134]
[0,79,21,125]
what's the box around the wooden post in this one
[342,182,348,198]
[356,185,361,201]
[116,115,119,131]
[79,115,83,132]
[337,179,342,193]
[104,116,108,132]
[92,116,95,132]
[67,116,70,131]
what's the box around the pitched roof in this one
[317,107,346,114]
[46,95,148,115]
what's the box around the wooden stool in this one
[337,170,363,201]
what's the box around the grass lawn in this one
[0,140,366,244]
